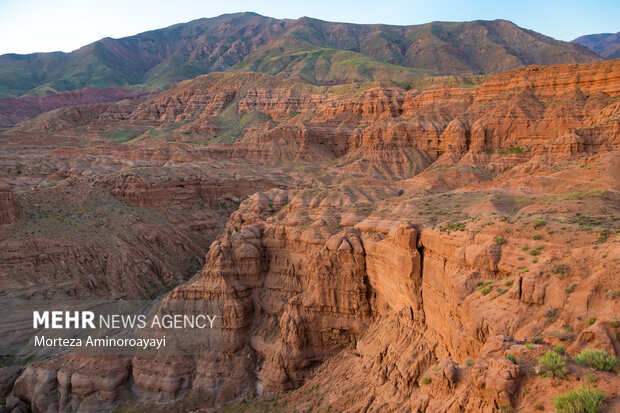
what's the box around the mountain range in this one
[572,31,620,59]
[0,12,605,98]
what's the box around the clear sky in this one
[0,0,618,55]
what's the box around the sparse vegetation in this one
[552,264,569,278]
[506,354,517,363]
[585,317,596,325]
[421,376,432,385]
[552,386,605,413]
[529,245,543,256]
[494,236,506,244]
[439,221,466,232]
[537,350,567,378]
[574,349,618,371]
[477,280,494,289]
[499,404,514,412]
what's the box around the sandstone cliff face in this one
[9,61,618,181]
[88,60,617,179]
[0,186,16,224]
[107,174,279,209]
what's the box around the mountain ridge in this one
[0,12,602,97]
[573,31,620,59]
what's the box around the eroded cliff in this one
[1,59,619,413]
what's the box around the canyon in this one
[0,49,619,413]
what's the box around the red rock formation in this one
[0,185,16,224]
[1,60,619,413]
[0,87,147,128]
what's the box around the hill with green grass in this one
[0,12,602,97]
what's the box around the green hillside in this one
[0,12,602,97]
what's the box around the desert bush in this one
[506,354,517,363]
[552,264,569,278]
[552,386,605,413]
[574,349,618,371]
[538,350,567,378]
[421,376,431,384]
[494,236,506,244]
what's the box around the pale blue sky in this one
[0,0,618,55]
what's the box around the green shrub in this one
[526,343,535,350]
[554,344,566,354]
[585,318,596,325]
[476,280,494,289]
[552,264,569,278]
[506,354,517,363]
[494,236,506,244]
[574,349,618,371]
[533,218,546,229]
[439,221,466,232]
[534,403,544,410]
[421,376,431,385]
[533,234,542,240]
[538,350,567,378]
[481,287,492,296]
[552,386,605,413]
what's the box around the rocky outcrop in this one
[0,185,16,224]
[107,174,280,209]
[0,87,146,129]
[75,60,616,179]
[8,61,619,180]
